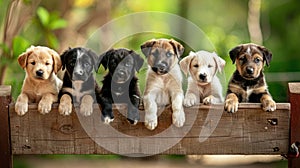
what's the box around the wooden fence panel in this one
[0,86,12,168]
[9,103,290,156]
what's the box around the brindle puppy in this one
[224,43,276,113]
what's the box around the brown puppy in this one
[141,38,185,130]
[15,46,63,115]
[224,43,276,113]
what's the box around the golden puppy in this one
[180,51,225,107]
[141,38,185,130]
[224,43,276,113]
[15,46,63,116]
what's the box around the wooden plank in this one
[9,103,290,156]
[288,83,300,168]
[0,85,13,168]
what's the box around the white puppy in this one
[180,51,225,107]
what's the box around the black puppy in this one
[99,48,144,125]
[58,47,101,116]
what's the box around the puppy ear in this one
[212,52,226,72]
[60,48,71,70]
[100,49,114,70]
[229,45,242,64]
[87,49,100,71]
[47,48,62,74]
[179,51,194,76]
[140,40,156,57]
[130,50,144,71]
[257,45,272,66]
[18,46,34,69]
[169,39,185,57]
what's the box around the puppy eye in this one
[239,57,247,64]
[208,64,213,68]
[152,50,159,57]
[125,61,131,67]
[166,52,173,57]
[30,62,35,65]
[254,58,261,63]
[193,64,199,68]
[84,63,90,67]
[45,62,50,65]
[70,62,75,67]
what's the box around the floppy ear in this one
[140,39,156,57]
[179,51,195,76]
[130,50,144,71]
[169,39,185,57]
[18,46,34,69]
[257,45,272,67]
[229,45,242,64]
[100,49,114,70]
[87,49,100,71]
[47,48,61,74]
[212,52,226,73]
[60,48,71,71]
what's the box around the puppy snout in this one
[117,69,126,77]
[36,70,44,77]
[246,66,254,75]
[157,62,167,71]
[74,70,84,76]
[199,73,207,81]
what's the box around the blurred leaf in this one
[47,33,59,49]
[12,36,31,58]
[49,19,67,30]
[0,43,10,56]
[37,7,50,26]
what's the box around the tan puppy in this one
[141,38,185,130]
[180,51,225,107]
[15,46,63,116]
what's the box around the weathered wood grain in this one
[9,103,290,156]
[288,83,300,168]
[0,86,12,168]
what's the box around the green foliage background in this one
[1,0,300,101]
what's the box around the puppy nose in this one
[36,70,44,77]
[246,66,254,74]
[157,62,167,70]
[74,70,84,76]
[117,70,126,76]
[199,73,207,80]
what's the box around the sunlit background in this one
[1,0,299,167]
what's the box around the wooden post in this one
[0,85,12,168]
[288,83,300,168]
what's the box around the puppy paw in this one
[224,98,239,113]
[38,100,52,114]
[203,95,215,105]
[262,99,276,112]
[127,108,140,125]
[183,94,197,107]
[145,118,158,130]
[103,116,114,124]
[58,95,72,116]
[144,112,158,130]
[127,118,139,125]
[80,95,94,116]
[172,110,185,127]
[80,103,93,116]
[15,101,28,116]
